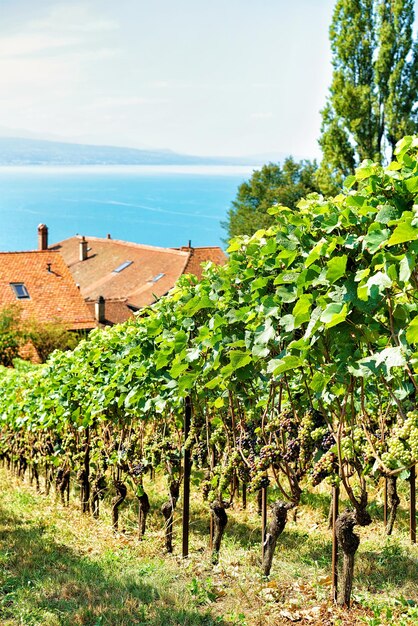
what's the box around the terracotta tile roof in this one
[86,298,135,326]
[0,251,96,330]
[178,246,228,279]
[51,236,226,308]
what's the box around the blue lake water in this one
[0,165,257,252]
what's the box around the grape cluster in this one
[320,432,335,452]
[145,433,180,469]
[210,426,226,448]
[192,441,207,468]
[310,451,337,486]
[380,411,418,469]
[255,444,280,471]
[277,411,298,438]
[237,428,257,456]
[131,462,146,476]
[250,472,270,492]
[283,439,300,463]
[237,462,251,483]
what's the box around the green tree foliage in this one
[26,320,81,363]
[223,157,319,239]
[0,305,23,366]
[318,0,418,194]
[0,306,82,366]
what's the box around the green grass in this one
[0,468,417,626]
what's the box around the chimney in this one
[79,236,88,261]
[38,224,48,250]
[95,295,105,323]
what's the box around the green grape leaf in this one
[387,218,418,246]
[406,317,418,344]
[326,255,347,284]
[320,303,348,328]
[266,354,302,375]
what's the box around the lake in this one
[0,165,257,252]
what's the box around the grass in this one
[0,467,417,626]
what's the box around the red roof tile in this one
[179,246,228,279]
[0,251,96,330]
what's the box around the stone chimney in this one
[38,224,48,250]
[79,236,88,261]
[95,295,105,323]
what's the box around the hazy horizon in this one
[0,0,339,160]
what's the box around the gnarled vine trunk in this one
[112,480,127,530]
[385,476,400,536]
[161,480,179,553]
[56,468,70,506]
[335,507,371,608]
[44,463,51,496]
[262,501,289,577]
[91,475,107,519]
[138,490,150,538]
[210,500,228,565]
[31,465,40,492]
[19,455,27,479]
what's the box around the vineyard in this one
[1,137,418,622]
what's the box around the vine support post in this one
[383,477,387,527]
[82,426,90,514]
[242,482,247,510]
[261,485,268,561]
[410,465,416,544]
[331,485,339,603]
[182,395,192,558]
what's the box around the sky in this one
[0,0,414,160]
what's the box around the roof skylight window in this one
[113,260,133,273]
[10,283,30,300]
[151,273,165,283]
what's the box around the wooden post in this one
[209,510,214,552]
[182,396,192,558]
[261,486,268,561]
[331,485,339,603]
[383,477,388,527]
[242,482,247,510]
[410,465,416,544]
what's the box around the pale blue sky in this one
[0,1,416,159]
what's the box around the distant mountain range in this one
[0,136,281,166]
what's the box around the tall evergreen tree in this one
[318,0,418,194]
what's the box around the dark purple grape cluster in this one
[259,474,270,489]
[283,439,300,462]
[279,413,298,438]
[238,427,257,455]
[320,432,335,452]
[132,462,145,476]
[256,444,280,471]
